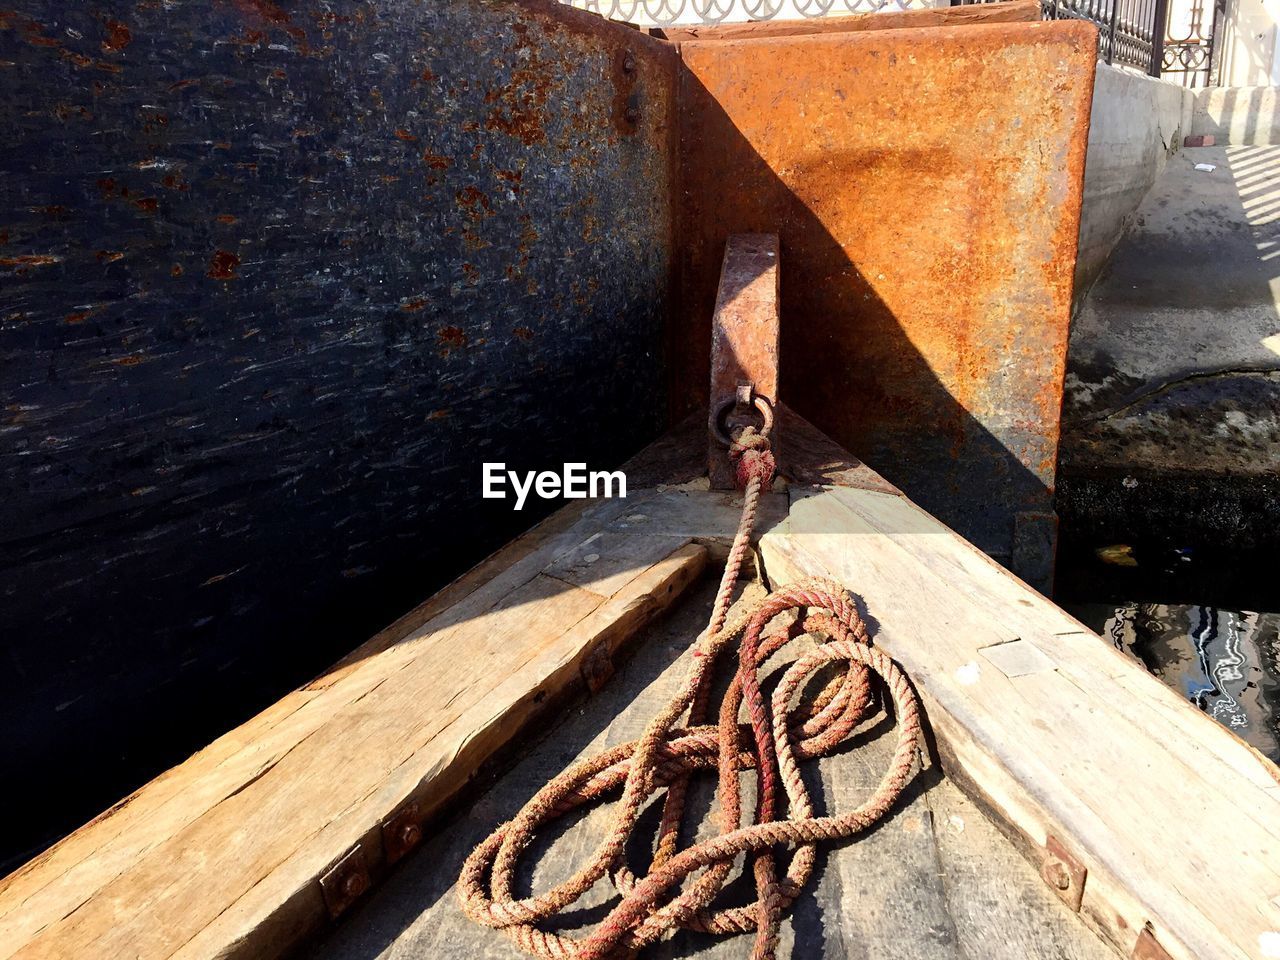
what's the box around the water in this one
[1067,601,1280,763]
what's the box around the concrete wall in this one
[1075,64,1195,305]
[1192,86,1280,144]
[1212,0,1280,87]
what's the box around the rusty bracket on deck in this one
[1041,834,1087,912]
[319,843,371,919]
[708,233,781,489]
[581,642,616,694]
[1131,926,1176,960]
[381,801,424,866]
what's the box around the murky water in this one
[1067,602,1280,763]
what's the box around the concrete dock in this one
[1059,143,1280,568]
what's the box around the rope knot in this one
[729,427,775,491]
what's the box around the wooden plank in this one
[654,0,1041,42]
[759,484,1280,960]
[926,778,1112,960]
[0,489,738,958]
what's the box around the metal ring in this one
[712,395,774,448]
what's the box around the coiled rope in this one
[459,417,922,959]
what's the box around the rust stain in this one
[436,326,468,351]
[110,354,145,366]
[171,264,184,277]
[494,169,523,193]
[482,20,562,147]
[513,326,534,342]
[0,254,60,267]
[64,309,93,324]
[455,186,493,220]
[133,197,159,213]
[101,18,132,53]
[425,408,450,421]
[95,250,125,263]
[400,297,428,312]
[234,0,291,25]
[206,250,241,280]
[214,214,238,224]
[394,129,417,142]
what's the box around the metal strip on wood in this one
[708,233,781,489]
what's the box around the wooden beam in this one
[0,482,792,960]
[758,413,1280,960]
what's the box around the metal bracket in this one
[1040,834,1086,912]
[1132,926,1175,960]
[708,233,780,489]
[319,843,370,919]
[381,802,424,866]
[581,643,615,694]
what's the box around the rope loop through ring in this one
[712,394,774,449]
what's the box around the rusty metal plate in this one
[1131,927,1175,960]
[1041,834,1087,912]
[674,21,1097,585]
[382,802,424,866]
[708,234,781,488]
[581,642,616,694]
[319,844,370,919]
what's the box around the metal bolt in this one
[1044,860,1072,891]
[622,52,636,73]
[342,872,368,899]
[625,106,639,124]
[398,822,421,848]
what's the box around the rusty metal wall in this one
[675,19,1096,578]
[0,0,676,867]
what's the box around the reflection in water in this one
[1102,605,1280,762]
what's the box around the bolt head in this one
[342,872,368,898]
[1045,860,1072,890]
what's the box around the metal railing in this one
[1043,0,1166,75]
[1159,0,1220,86]
[561,0,931,27]
[565,0,1211,85]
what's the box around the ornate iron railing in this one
[565,0,1212,85]
[562,0,930,27]
[1160,0,1220,86]
[1041,0,1166,75]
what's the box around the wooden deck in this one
[2,412,1278,960]
[313,576,1111,960]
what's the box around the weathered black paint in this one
[0,0,676,867]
